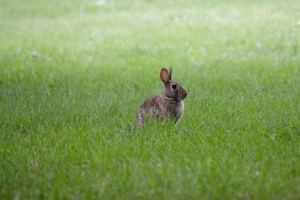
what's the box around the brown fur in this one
[137,67,187,127]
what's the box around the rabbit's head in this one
[160,67,188,101]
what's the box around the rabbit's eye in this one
[171,84,177,89]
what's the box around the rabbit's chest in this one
[168,101,184,120]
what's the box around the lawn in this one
[1,0,300,199]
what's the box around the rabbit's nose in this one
[184,92,188,98]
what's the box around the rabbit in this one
[137,67,188,127]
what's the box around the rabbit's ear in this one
[160,68,169,84]
[168,67,172,80]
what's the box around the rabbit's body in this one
[137,68,187,127]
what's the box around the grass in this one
[1,0,300,199]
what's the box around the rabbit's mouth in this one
[180,92,188,100]
[175,95,187,101]
[165,91,187,101]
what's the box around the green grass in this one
[1,0,300,199]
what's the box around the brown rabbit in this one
[137,67,188,127]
